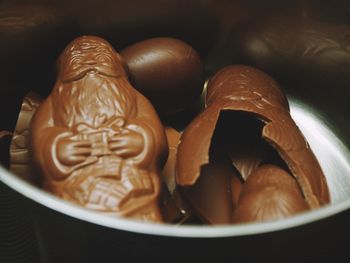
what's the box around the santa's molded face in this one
[59,35,126,83]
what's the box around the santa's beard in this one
[52,72,136,129]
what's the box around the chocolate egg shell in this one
[162,127,182,194]
[176,65,329,211]
[231,172,243,210]
[162,126,192,223]
[121,37,204,115]
[180,153,236,224]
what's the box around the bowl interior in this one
[1,0,350,237]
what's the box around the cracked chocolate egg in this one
[176,65,329,224]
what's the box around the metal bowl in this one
[1,1,350,262]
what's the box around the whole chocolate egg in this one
[232,187,309,223]
[121,37,204,115]
[232,165,309,223]
[240,165,302,196]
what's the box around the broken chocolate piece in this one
[180,153,237,224]
[162,127,192,224]
[10,91,42,185]
[163,127,182,194]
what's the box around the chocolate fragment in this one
[121,37,204,115]
[159,185,183,224]
[162,127,192,223]
[10,92,42,185]
[181,153,237,224]
[232,165,309,223]
[162,127,182,194]
[30,36,168,222]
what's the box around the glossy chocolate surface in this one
[162,127,181,194]
[11,94,186,223]
[240,165,303,196]
[181,153,236,224]
[232,187,309,223]
[176,65,329,222]
[30,36,168,222]
[232,165,309,223]
[162,127,192,223]
[231,172,243,210]
[121,37,204,115]
[10,92,42,185]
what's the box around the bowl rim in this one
[1,164,350,238]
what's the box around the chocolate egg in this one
[232,187,309,223]
[231,172,243,210]
[162,127,193,223]
[232,165,309,223]
[121,37,204,115]
[240,165,302,196]
[176,65,329,221]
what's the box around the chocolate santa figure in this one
[30,36,168,222]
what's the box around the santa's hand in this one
[108,129,144,158]
[56,136,92,166]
